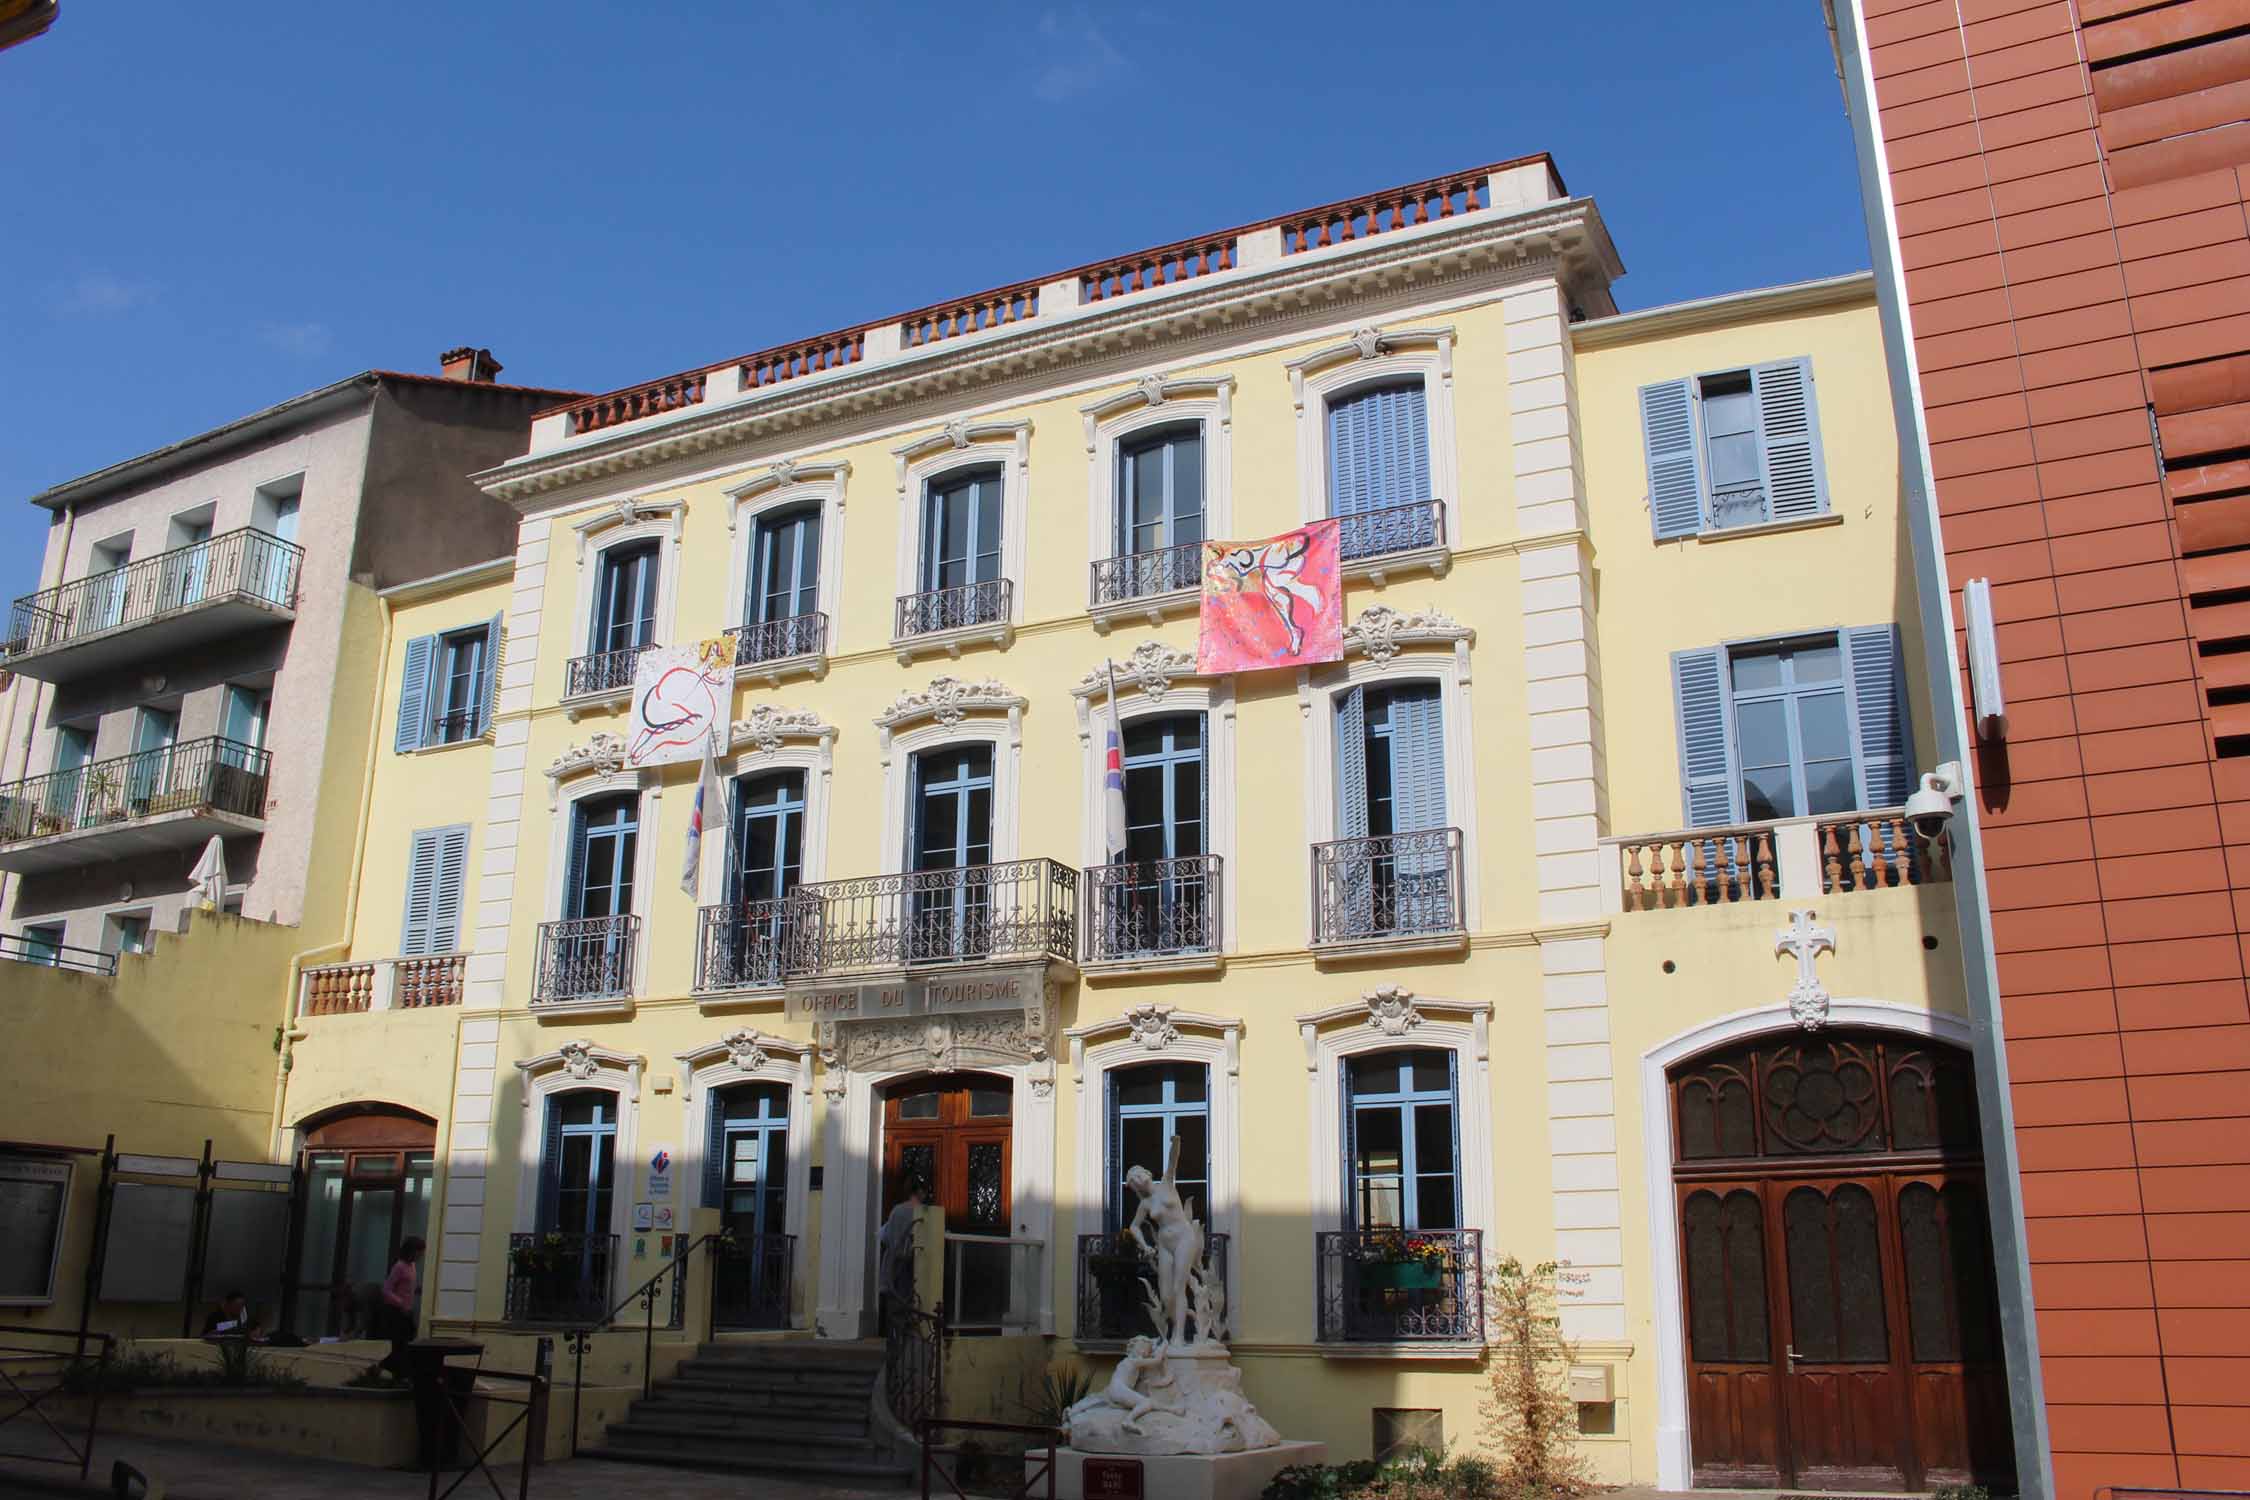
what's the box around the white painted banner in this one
[628,639,730,768]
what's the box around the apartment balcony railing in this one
[1605,807,1952,914]
[693,899,789,993]
[299,953,466,1017]
[505,1233,618,1324]
[1309,830,1466,949]
[783,858,1078,977]
[1336,499,1445,567]
[730,612,826,670]
[0,737,269,875]
[1314,1229,1483,1345]
[895,579,1011,642]
[564,643,652,701]
[1082,855,1221,965]
[533,914,639,1005]
[711,1232,794,1332]
[944,1234,1043,1332]
[3,528,303,682]
[1705,481,1771,531]
[1075,1231,1229,1345]
[0,931,116,976]
[1090,540,1203,609]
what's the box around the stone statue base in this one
[1040,1440,1327,1500]
[1067,1344,1281,1455]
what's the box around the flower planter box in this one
[1360,1262,1442,1293]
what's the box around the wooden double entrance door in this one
[881,1072,1013,1236]
[1673,1032,2014,1491]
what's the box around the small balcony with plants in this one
[0,737,270,875]
[1314,1228,1483,1351]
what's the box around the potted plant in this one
[1356,1231,1452,1292]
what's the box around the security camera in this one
[1904,762,1964,844]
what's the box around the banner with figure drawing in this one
[629,638,731,768]
[1195,518,1342,675]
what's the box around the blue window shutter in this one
[564,804,590,920]
[429,825,470,954]
[1640,379,1704,540]
[1753,358,1828,521]
[1328,384,1429,517]
[474,615,503,737]
[1389,685,1448,833]
[1327,394,1366,516]
[1844,624,1916,807]
[395,634,437,752]
[537,1097,565,1231]
[1334,686,1370,839]
[400,829,441,956]
[1104,1071,1122,1230]
[1340,1065,1358,1232]
[704,1087,729,1210]
[1672,647,1740,826]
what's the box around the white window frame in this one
[103,907,155,958]
[1297,606,1481,931]
[540,762,661,1015]
[1297,987,1494,1356]
[1286,327,1459,580]
[1070,643,1237,962]
[565,497,686,713]
[875,679,1026,876]
[694,711,839,1013]
[723,460,849,683]
[1066,1007,1244,1342]
[0,1157,73,1306]
[511,1042,645,1311]
[675,1029,818,1329]
[1080,376,1234,631]
[890,421,1031,662]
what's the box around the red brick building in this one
[1829,2,2250,1496]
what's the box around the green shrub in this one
[60,1346,307,1395]
[1933,1486,1993,1500]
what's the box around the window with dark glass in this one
[922,468,1003,593]
[1344,1049,1458,1231]
[1108,1062,1209,1229]
[729,770,805,904]
[707,1082,788,1239]
[594,541,659,654]
[749,506,821,625]
[1728,638,1854,821]
[1118,425,1204,560]
[1123,715,1205,864]
[567,794,638,920]
[910,745,993,874]
[433,630,485,744]
[541,1090,617,1237]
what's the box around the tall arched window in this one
[1106,1061,1209,1229]
[1343,1048,1458,1230]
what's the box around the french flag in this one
[1102,672,1129,864]
[681,730,720,896]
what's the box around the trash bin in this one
[408,1339,484,1471]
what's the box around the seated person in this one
[201,1289,264,1339]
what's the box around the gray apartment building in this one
[0,349,580,966]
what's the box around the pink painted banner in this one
[1195,518,1343,675]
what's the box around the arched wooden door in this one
[1671,1031,2013,1492]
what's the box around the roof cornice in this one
[475,197,1621,510]
[1569,271,1875,350]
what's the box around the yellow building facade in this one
[279,158,1983,1488]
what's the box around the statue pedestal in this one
[1040,1441,1327,1500]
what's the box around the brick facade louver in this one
[1832,2,2250,1496]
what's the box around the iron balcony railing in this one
[0,737,270,845]
[506,1233,618,1324]
[4,528,303,658]
[0,931,117,976]
[693,899,790,992]
[1315,1228,1483,1344]
[895,578,1011,639]
[1082,855,1221,963]
[710,1232,794,1331]
[1310,828,1464,946]
[1076,1231,1229,1343]
[731,611,827,667]
[1336,498,1445,564]
[1706,481,1770,530]
[564,642,652,698]
[783,858,1078,976]
[943,1234,1043,1331]
[533,914,639,1003]
[1090,539,1204,607]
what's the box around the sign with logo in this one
[647,1147,673,1201]
[1082,1457,1143,1499]
[783,965,1041,1024]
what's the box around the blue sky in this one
[0,2,1866,600]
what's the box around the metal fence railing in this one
[1336,498,1444,564]
[1314,1228,1483,1345]
[784,859,1078,975]
[562,643,651,699]
[0,1324,113,1483]
[895,578,1011,639]
[0,932,117,975]
[1090,539,1203,607]
[0,737,270,844]
[4,527,302,658]
[1309,828,1464,945]
[731,611,827,667]
[1082,855,1220,963]
[532,915,638,1004]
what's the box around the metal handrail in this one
[919,1417,1063,1500]
[1335,497,1445,563]
[5,527,302,657]
[561,1231,723,1458]
[0,933,118,975]
[424,1360,546,1500]
[1089,539,1204,607]
[0,1323,114,1482]
[895,578,1011,639]
[532,914,639,1003]
[0,736,271,844]
[562,642,653,699]
[731,611,827,666]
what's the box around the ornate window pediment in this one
[1342,603,1473,662]
[1065,1004,1243,1081]
[516,1039,644,1103]
[1069,640,1205,705]
[726,458,850,513]
[892,418,1031,476]
[1078,373,1233,452]
[1294,986,1491,1069]
[571,494,686,568]
[729,704,836,758]
[876,676,1025,756]
[673,1028,813,1099]
[1285,325,1455,406]
[545,732,633,785]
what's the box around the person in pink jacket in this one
[375,1236,425,1380]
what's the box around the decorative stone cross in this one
[1775,908,1837,1032]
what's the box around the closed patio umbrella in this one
[190,835,228,911]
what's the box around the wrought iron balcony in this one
[1082,855,1221,964]
[895,578,1011,640]
[533,914,639,1004]
[505,1232,618,1324]
[782,858,1078,976]
[1315,1228,1483,1345]
[731,612,826,668]
[1309,829,1465,948]
[1090,540,1204,608]
[564,643,652,700]
[0,737,270,875]
[1075,1231,1229,1344]
[710,1232,794,1331]
[3,528,303,682]
[693,899,790,992]
[1706,481,1770,531]
[1336,499,1445,566]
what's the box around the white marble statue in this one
[1124,1135,1205,1347]
[1066,1335,1181,1434]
